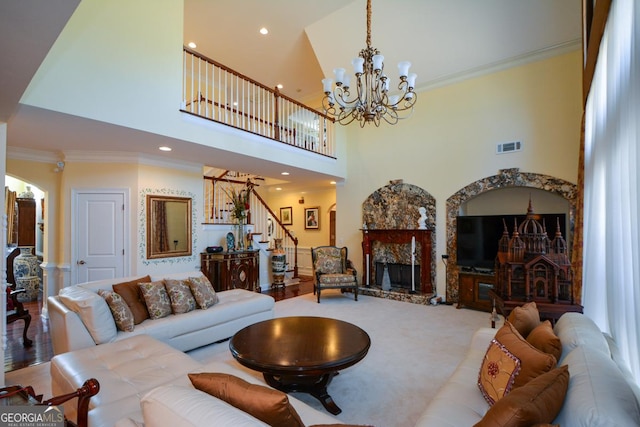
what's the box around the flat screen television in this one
[456,213,567,271]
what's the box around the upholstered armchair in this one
[311,246,358,303]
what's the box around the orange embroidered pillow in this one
[474,365,569,427]
[478,339,521,405]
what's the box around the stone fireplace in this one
[361,182,436,303]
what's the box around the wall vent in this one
[496,141,522,154]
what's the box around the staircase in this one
[203,171,299,284]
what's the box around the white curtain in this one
[583,0,640,384]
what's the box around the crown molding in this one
[417,39,582,93]
[7,146,202,173]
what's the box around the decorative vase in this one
[271,238,286,288]
[19,185,34,199]
[235,219,246,251]
[381,263,391,291]
[16,276,40,302]
[226,232,235,251]
[13,246,40,301]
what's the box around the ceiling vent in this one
[496,141,522,154]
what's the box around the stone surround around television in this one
[445,168,578,303]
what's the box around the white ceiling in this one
[1,0,582,190]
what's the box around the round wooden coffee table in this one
[229,316,371,415]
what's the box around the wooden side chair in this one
[311,246,358,303]
[6,284,33,347]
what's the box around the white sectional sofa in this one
[416,312,640,427]
[49,288,640,427]
[47,270,275,355]
[50,334,341,427]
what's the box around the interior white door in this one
[75,191,126,283]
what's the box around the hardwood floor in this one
[4,277,315,373]
[4,298,52,372]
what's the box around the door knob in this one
[77,260,86,265]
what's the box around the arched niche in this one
[445,168,577,301]
[362,182,436,290]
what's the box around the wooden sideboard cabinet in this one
[457,271,495,312]
[16,198,36,247]
[200,251,259,292]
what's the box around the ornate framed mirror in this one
[146,195,192,259]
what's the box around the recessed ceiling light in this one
[159,146,172,152]
[281,172,290,176]
[275,187,282,191]
[187,42,197,49]
[259,27,269,35]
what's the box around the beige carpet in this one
[5,292,496,427]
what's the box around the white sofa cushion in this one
[140,385,269,427]
[553,312,610,363]
[555,345,640,427]
[414,328,496,427]
[58,286,117,344]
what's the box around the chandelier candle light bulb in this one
[322,0,417,127]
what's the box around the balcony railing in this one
[181,47,336,158]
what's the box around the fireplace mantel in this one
[362,229,433,294]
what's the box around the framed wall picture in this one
[305,207,320,229]
[280,207,293,225]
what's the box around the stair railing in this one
[204,176,298,278]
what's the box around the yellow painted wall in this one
[337,50,583,297]
[260,187,336,250]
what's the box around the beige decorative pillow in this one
[188,373,304,427]
[138,281,172,319]
[113,275,151,324]
[188,276,219,309]
[478,339,521,405]
[58,286,117,344]
[495,322,557,388]
[507,301,541,337]
[164,279,196,314]
[474,365,569,427]
[526,320,562,361]
[98,289,135,332]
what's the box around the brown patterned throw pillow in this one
[113,275,151,324]
[188,276,219,309]
[164,279,196,314]
[98,289,135,332]
[138,281,172,319]
[478,339,521,405]
[188,373,304,427]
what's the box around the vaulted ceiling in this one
[1,0,582,188]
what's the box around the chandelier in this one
[321,0,417,127]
